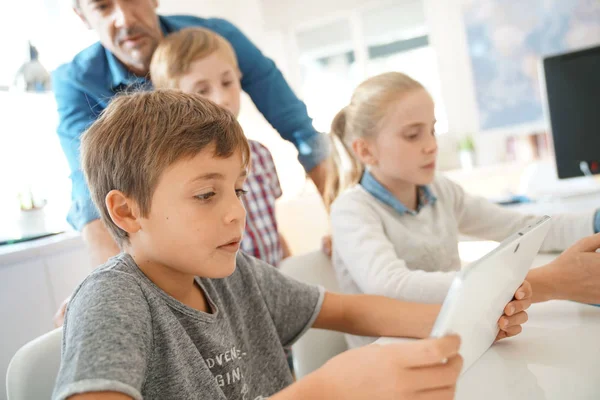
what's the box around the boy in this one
[150,27,289,266]
[52,91,530,399]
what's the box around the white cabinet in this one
[0,233,90,400]
[0,259,55,400]
[45,247,93,310]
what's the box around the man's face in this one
[76,0,163,75]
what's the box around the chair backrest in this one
[279,251,348,378]
[6,327,62,400]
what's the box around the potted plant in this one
[458,135,476,169]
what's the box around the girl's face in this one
[356,88,438,186]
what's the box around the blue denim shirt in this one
[52,15,329,231]
[359,170,437,215]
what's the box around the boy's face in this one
[362,89,438,186]
[178,52,242,117]
[132,145,247,278]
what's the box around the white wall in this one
[422,0,478,135]
[261,0,371,30]
[423,0,510,165]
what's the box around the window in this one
[296,19,362,132]
[293,0,448,135]
[0,0,95,224]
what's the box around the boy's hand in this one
[495,280,532,341]
[317,335,462,400]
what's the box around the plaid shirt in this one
[241,140,283,267]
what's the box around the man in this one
[53,0,329,269]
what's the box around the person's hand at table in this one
[273,335,463,400]
[527,233,600,304]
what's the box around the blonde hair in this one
[324,72,425,209]
[150,27,240,89]
[81,90,250,247]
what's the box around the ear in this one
[73,6,92,29]
[351,137,378,167]
[105,190,142,235]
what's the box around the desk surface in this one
[378,253,600,400]
[454,300,600,400]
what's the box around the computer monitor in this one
[541,45,600,179]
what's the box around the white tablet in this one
[430,216,552,374]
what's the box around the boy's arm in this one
[313,292,440,339]
[313,281,533,341]
[68,393,133,400]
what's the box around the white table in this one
[378,253,600,400]
[452,300,600,400]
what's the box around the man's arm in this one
[82,219,121,267]
[51,69,120,327]
[53,67,120,267]
[214,19,330,178]
[68,393,132,400]
[307,160,328,197]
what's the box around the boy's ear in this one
[352,137,378,167]
[105,190,142,234]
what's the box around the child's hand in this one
[314,335,462,400]
[495,280,532,341]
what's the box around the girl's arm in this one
[441,176,596,252]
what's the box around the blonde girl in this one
[327,72,600,348]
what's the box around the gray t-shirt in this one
[53,252,324,400]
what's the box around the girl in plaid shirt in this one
[150,27,291,266]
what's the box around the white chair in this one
[6,327,62,400]
[279,250,348,378]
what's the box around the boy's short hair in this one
[150,27,240,89]
[81,90,250,247]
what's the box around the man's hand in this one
[280,234,292,259]
[321,235,332,258]
[307,160,329,198]
[496,280,532,341]
[528,233,600,303]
